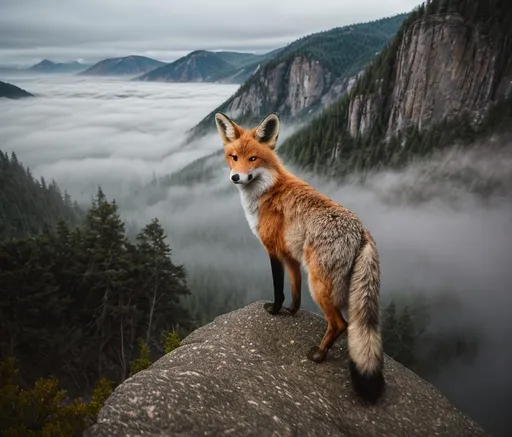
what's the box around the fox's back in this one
[259,176,366,269]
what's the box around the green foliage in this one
[160,151,224,188]
[0,357,111,437]
[381,293,479,378]
[0,151,83,239]
[0,188,191,396]
[163,331,181,354]
[257,13,408,83]
[278,0,512,178]
[87,378,113,419]
[129,339,152,376]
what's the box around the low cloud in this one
[0,74,238,201]
[1,75,511,436]
[123,136,512,437]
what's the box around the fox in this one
[214,112,385,403]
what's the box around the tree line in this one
[0,151,82,239]
[0,182,191,435]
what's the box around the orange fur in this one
[216,112,385,403]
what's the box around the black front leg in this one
[263,255,285,315]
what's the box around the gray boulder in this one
[86,301,487,437]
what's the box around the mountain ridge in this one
[134,50,235,83]
[132,49,275,84]
[28,59,91,73]
[0,80,34,99]
[187,13,408,139]
[79,55,166,76]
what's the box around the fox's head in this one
[214,112,281,187]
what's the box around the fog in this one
[0,74,238,202]
[1,76,511,436]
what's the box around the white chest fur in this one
[239,189,261,238]
[237,168,275,240]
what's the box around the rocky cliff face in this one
[348,92,383,137]
[347,14,512,140]
[189,14,407,138]
[86,301,488,437]
[279,3,512,177]
[226,57,347,120]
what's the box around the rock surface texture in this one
[86,301,488,437]
[347,14,512,141]
[222,57,347,122]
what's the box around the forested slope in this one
[278,0,512,178]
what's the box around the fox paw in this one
[263,301,282,315]
[307,346,326,363]
[282,305,300,316]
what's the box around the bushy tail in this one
[347,233,384,403]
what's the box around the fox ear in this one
[254,113,280,150]
[215,113,241,145]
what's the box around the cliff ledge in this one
[86,301,487,437]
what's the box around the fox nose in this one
[231,174,240,182]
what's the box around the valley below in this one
[1,75,511,436]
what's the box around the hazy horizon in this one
[0,0,421,67]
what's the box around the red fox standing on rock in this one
[215,112,385,403]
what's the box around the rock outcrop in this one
[86,301,487,437]
[278,3,512,177]
[347,14,512,141]
[226,57,345,121]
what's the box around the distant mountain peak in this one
[28,59,90,73]
[78,55,166,77]
[31,59,56,68]
[133,49,270,84]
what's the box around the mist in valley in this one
[0,74,239,203]
[1,76,511,435]
[145,143,512,435]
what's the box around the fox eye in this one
[229,154,238,162]
[249,156,257,162]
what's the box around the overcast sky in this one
[0,0,421,66]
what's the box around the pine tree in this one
[395,305,416,368]
[382,300,401,359]
[80,188,136,380]
[135,218,190,349]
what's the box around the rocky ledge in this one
[86,301,487,437]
